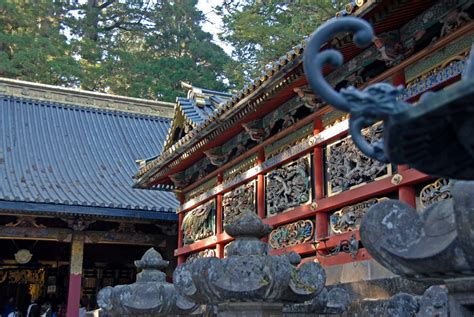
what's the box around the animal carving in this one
[181,201,214,244]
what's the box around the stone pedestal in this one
[445,278,474,317]
[218,302,283,317]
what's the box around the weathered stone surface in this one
[97,248,198,316]
[385,293,419,317]
[283,287,350,315]
[219,302,283,317]
[173,211,326,311]
[360,180,474,280]
[348,285,449,317]
[418,285,448,317]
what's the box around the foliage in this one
[0,0,346,99]
[0,2,80,85]
[0,0,232,101]
[217,0,345,86]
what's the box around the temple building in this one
[134,0,474,307]
[0,78,178,315]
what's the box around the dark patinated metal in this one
[304,17,474,179]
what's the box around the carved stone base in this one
[218,302,283,317]
[445,278,474,317]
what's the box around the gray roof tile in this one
[0,95,177,220]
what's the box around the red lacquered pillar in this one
[398,164,416,208]
[66,232,84,317]
[257,149,266,219]
[313,119,328,239]
[177,191,186,265]
[216,173,224,258]
[392,71,416,208]
[177,211,185,265]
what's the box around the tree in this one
[0,2,80,85]
[0,0,233,101]
[63,0,233,100]
[217,0,345,86]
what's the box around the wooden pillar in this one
[257,149,266,219]
[397,165,416,208]
[177,212,185,265]
[313,119,328,239]
[216,173,224,258]
[392,71,417,208]
[392,70,406,86]
[66,232,84,317]
[177,192,185,265]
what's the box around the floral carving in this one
[181,200,215,245]
[419,178,452,209]
[330,198,388,234]
[223,181,255,226]
[266,156,311,216]
[269,220,314,249]
[186,249,216,263]
[326,123,391,195]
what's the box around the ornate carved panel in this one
[181,199,215,245]
[400,0,468,46]
[330,198,388,234]
[322,111,348,128]
[268,220,314,249]
[419,178,452,209]
[185,177,217,201]
[266,156,311,216]
[326,123,391,196]
[0,268,45,285]
[265,124,313,159]
[222,181,256,226]
[185,249,216,263]
[223,154,258,182]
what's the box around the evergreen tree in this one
[0,1,80,85]
[65,0,233,100]
[0,0,232,101]
[217,0,345,86]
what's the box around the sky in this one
[196,0,234,56]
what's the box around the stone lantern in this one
[173,211,327,316]
[97,248,197,316]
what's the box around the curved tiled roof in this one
[161,84,232,154]
[179,84,232,126]
[134,42,307,185]
[0,95,178,220]
[134,0,431,187]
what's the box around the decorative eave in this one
[0,77,175,118]
[335,0,377,18]
[161,103,191,154]
[133,42,307,188]
[134,0,441,189]
[159,83,232,161]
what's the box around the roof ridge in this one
[0,77,175,118]
[0,94,172,122]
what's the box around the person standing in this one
[2,297,14,317]
[7,308,20,317]
[26,300,40,317]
